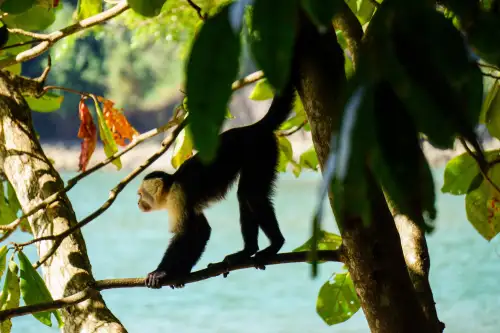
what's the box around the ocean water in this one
[6,169,500,333]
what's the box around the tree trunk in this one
[0,71,126,332]
[292,15,438,333]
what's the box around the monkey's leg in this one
[146,212,211,289]
[253,199,285,261]
[221,190,260,265]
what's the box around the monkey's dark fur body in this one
[140,81,295,289]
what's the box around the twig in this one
[482,72,500,79]
[7,29,50,40]
[0,249,343,321]
[478,63,500,72]
[231,70,264,90]
[0,39,41,52]
[277,120,307,137]
[0,1,130,68]
[186,0,206,20]
[0,70,261,241]
[459,137,500,195]
[14,119,187,268]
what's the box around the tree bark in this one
[292,15,437,333]
[0,71,126,333]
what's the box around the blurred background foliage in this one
[22,0,254,140]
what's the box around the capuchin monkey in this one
[137,81,295,289]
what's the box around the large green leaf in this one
[479,79,499,124]
[0,260,20,333]
[128,0,167,17]
[481,79,500,140]
[6,181,21,214]
[18,251,64,328]
[75,0,102,20]
[316,272,361,325]
[0,183,17,226]
[25,92,64,113]
[300,0,342,29]
[0,0,35,14]
[465,163,500,241]
[0,245,8,278]
[186,4,241,162]
[370,82,436,232]
[3,5,56,31]
[248,78,274,101]
[249,0,299,91]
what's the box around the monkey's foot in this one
[207,262,230,278]
[252,247,281,270]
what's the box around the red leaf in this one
[77,99,97,172]
[99,97,139,147]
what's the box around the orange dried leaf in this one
[101,98,139,147]
[77,99,97,172]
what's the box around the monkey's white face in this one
[137,187,156,212]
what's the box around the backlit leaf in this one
[293,230,342,252]
[25,92,63,113]
[0,0,35,14]
[299,147,319,171]
[99,97,139,147]
[18,251,63,328]
[3,4,56,31]
[128,0,167,17]
[171,127,194,169]
[186,4,241,162]
[77,99,97,172]
[93,98,121,170]
[75,0,102,20]
[316,272,360,325]
[0,245,7,278]
[249,0,299,91]
[248,78,274,101]
[6,180,21,214]
[0,260,20,333]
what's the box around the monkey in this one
[137,80,296,289]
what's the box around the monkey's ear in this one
[0,22,9,49]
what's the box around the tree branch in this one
[0,1,130,68]
[0,250,343,321]
[232,70,264,90]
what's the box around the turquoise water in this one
[7,169,500,333]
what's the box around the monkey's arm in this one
[145,212,211,289]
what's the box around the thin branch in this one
[14,119,187,268]
[478,63,500,72]
[0,249,343,321]
[459,137,500,195]
[0,39,41,52]
[482,72,500,79]
[7,29,50,40]
[0,1,130,68]
[186,0,206,20]
[0,70,260,241]
[277,120,307,137]
[232,70,264,90]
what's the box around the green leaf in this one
[25,92,64,113]
[249,0,299,91]
[300,0,342,29]
[345,0,376,25]
[0,184,17,226]
[75,0,102,20]
[465,163,500,241]
[316,272,360,326]
[277,136,293,160]
[0,260,20,333]
[225,108,234,119]
[93,99,121,170]
[248,78,274,101]
[18,251,63,328]
[0,0,35,14]
[441,149,500,195]
[0,245,8,278]
[186,4,241,163]
[293,230,342,252]
[480,79,499,124]
[6,181,21,214]
[128,0,167,17]
[299,147,319,170]
[4,62,21,75]
[171,127,194,169]
[3,5,56,31]
[370,82,436,232]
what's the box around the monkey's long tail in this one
[255,77,296,132]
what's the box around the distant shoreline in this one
[41,137,500,174]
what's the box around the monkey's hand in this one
[145,269,168,289]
